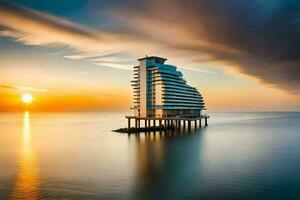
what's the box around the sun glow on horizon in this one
[21,93,33,104]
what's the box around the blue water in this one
[0,112,300,199]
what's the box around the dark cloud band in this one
[106,0,300,94]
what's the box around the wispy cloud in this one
[0,3,142,69]
[15,86,48,92]
[0,85,16,90]
[0,84,48,92]
[0,2,217,71]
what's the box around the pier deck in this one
[114,115,209,133]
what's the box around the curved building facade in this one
[131,56,206,118]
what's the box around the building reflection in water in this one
[131,128,205,199]
[10,111,40,200]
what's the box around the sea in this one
[0,111,300,200]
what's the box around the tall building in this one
[131,56,206,118]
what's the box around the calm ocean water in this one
[0,112,300,200]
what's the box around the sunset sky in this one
[0,0,300,112]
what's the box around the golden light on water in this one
[10,111,40,200]
[21,93,33,104]
[22,111,31,153]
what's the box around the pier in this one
[115,115,209,133]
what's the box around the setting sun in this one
[21,93,33,104]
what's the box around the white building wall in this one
[154,82,163,117]
[139,60,147,117]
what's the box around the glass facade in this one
[131,56,206,117]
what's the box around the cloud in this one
[0,2,221,71]
[0,85,16,90]
[15,86,48,92]
[0,2,145,69]
[0,7,96,46]
[0,84,48,92]
[1,0,300,94]
[104,0,300,94]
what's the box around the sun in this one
[21,93,33,104]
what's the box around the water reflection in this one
[10,111,40,200]
[131,128,205,199]
[0,112,298,199]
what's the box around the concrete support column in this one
[205,118,208,126]
[128,118,131,129]
[188,120,191,130]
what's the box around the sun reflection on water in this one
[10,111,40,200]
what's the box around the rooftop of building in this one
[138,55,167,64]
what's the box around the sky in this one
[0,0,300,112]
